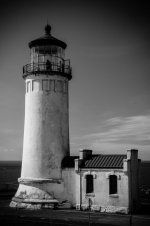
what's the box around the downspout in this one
[128,158,132,214]
[129,159,132,225]
[127,151,132,215]
[80,169,82,210]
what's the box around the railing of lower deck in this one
[23,61,72,80]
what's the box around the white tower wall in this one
[21,75,69,180]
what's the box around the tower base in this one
[10,178,59,209]
[10,199,58,210]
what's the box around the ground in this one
[0,191,150,226]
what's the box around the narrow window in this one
[26,81,31,93]
[42,80,49,91]
[51,46,57,55]
[64,81,68,93]
[38,55,44,63]
[86,175,94,193]
[109,175,117,194]
[33,80,40,92]
[49,80,55,91]
[55,80,63,92]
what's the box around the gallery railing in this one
[23,61,72,80]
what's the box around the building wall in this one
[62,168,78,206]
[62,168,129,213]
[79,169,129,213]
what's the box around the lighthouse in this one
[10,25,72,209]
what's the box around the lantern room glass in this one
[30,46,65,65]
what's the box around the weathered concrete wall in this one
[21,74,69,180]
[10,74,71,208]
[61,167,129,213]
[75,169,129,213]
[12,169,77,208]
[62,168,79,207]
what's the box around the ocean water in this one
[0,161,150,191]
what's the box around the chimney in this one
[127,149,138,160]
[79,149,92,160]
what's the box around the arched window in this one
[109,175,117,194]
[86,175,94,193]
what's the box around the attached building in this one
[62,148,141,214]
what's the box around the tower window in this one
[86,175,94,193]
[26,81,31,93]
[56,80,63,92]
[38,55,45,63]
[64,81,68,93]
[109,175,117,194]
[51,46,57,55]
[33,80,40,92]
[49,80,55,91]
[42,80,49,91]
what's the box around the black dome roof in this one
[28,25,67,49]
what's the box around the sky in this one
[0,0,150,160]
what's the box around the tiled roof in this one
[83,155,127,169]
[62,155,127,169]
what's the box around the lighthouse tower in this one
[10,25,72,209]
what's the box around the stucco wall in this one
[73,169,129,213]
[61,168,79,207]
[21,74,69,180]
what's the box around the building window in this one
[86,175,94,193]
[109,175,117,194]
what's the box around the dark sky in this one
[0,0,150,160]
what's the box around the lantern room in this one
[23,24,72,80]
